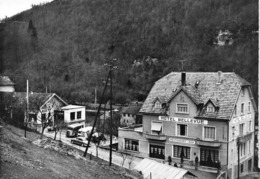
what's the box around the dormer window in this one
[154,101,161,109]
[207,106,215,113]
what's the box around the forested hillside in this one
[0,0,258,104]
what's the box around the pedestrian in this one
[195,155,199,170]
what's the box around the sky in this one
[0,0,53,20]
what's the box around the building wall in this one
[64,107,86,125]
[0,86,15,92]
[228,87,255,179]
[120,113,136,126]
[118,128,149,158]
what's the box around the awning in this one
[134,159,197,179]
[196,140,221,148]
[151,122,162,131]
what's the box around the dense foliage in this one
[0,0,258,104]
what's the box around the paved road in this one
[43,130,142,169]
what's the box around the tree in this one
[29,95,53,139]
[53,119,66,140]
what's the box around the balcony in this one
[237,132,253,143]
[145,132,167,141]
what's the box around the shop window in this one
[177,124,187,136]
[200,148,219,168]
[125,139,139,151]
[150,145,165,159]
[173,145,190,159]
[70,112,75,120]
[241,163,244,173]
[204,126,216,140]
[248,159,252,172]
[77,111,81,119]
[176,104,188,114]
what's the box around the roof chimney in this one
[181,72,186,86]
[217,71,222,84]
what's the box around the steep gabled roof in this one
[152,95,168,104]
[122,105,142,115]
[0,76,14,86]
[12,92,67,112]
[140,72,254,120]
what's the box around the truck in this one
[66,123,84,137]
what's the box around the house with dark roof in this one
[0,76,15,92]
[120,105,142,126]
[11,92,67,131]
[118,72,256,179]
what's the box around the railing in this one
[145,132,167,141]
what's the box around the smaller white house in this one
[0,76,15,92]
[62,105,86,126]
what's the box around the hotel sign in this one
[232,114,253,124]
[159,116,208,125]
[169,138,196,144]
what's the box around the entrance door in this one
[150,144,165,159]
[200,148,220,168]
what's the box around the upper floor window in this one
[177,124,187,136]
[204,126,216,140]
[239,123,244,136]
[240,142,246,158]
[70,112,75,120]
[248,102,251,113]
[207,106,215,113]
[77,111,81,119]
[241,88,245,97]
[176,104,188,114]
[151,121,162,134]
[234,105,237,116]
[241,103,244,114]
[155,101,162,109]
[249,121,252,132]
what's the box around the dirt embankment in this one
[0,123,142,179]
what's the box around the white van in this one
[77,126,96,138]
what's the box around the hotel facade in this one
[118,72,256,179]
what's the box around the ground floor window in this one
[173,145,190,159]
[125,139,139,151]
[150,144,165,159]
[248,159,252,172]
[200,148,220,168]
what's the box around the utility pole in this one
[104,58,118,166]
[83,58,117,163]
[109,65,113,166]
[25,80,29,138]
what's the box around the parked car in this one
[71,137,91,147]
